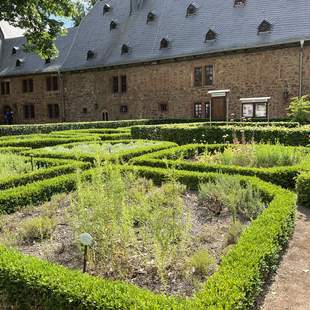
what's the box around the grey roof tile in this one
[1,0,310,76]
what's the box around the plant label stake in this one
[80,233,93,273]
[30,155,34,171]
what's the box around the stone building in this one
[0,0,310,124]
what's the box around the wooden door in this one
[211,97,226,120]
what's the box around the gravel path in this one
[259,206,310,310]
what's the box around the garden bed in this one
[0,167,265,297]
[0,152,40,179]
[131,144,310,188]
[43,140,162,156]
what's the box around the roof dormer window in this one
[16,59,23,67]
[234,0,246,6]
[205,30,217,41]
[121,44,129,55]
[110,20,117,31]
[87,50,95,60]
[103,4,111,14]
[147,12,156,23]
[12,47,19,55]
[160,38,169,49]
[258,20,272,34]
[186,4,197,16]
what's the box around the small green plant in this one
[225,221,244,245]
[19,216,56,244]
[199,143,310,168]
[287,96,310,123]
[44,141,159,155]
[187,250,216,279]
[198,176,264,222]
[0,153,36,179]
[69,164,192,289]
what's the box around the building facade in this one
[1,0,310,124]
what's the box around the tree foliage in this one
[72,0,96,26]
[287,95,310,124]
[0,0,76,59]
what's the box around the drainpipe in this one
[57,69,66,122]
[129,0,133,15]
[299,40,305,97]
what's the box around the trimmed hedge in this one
[0,119,299,136]
[0,136,100,149]
[296,172,310,207]
[131,124,310,146]
[0,146,31,153]
[52,128,131,135]
[130,144,310,188]
[0,165,296,309]
[0,162,89,191]
[51,132,132,141]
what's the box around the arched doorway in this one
[102,111,109,121]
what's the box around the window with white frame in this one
[242,102,267,118]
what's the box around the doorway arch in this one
[102,111,109,121]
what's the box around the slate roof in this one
[1,0,310,77]
[0,21,24,39]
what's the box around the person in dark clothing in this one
[4,110,13,125]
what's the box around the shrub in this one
[0,153,36,178]
[198,176,264,222]
[296,172,310,207]
[19,216,56,244]
[200,143,310,168]
[0,162,89,191]
[225,221,244,245]
[287,96,310,124]
[0,136,99,148]
[131,124,310,146]
[70,165,191,289]
[187,250,216,279]
[0,119,299,137]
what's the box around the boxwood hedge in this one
[0,164,296,309]
[0,119,299,136]
[131,124,310,146]
[296,172,310,207]
[0,161,89,191]
[0,136,100,149]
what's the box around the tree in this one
[287,96,310,124]
[72,0,96,27]
[0,0,76,59]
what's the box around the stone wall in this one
[0,44,309,124]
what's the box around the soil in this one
[258,206,310,310]
[0,192,242,297]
